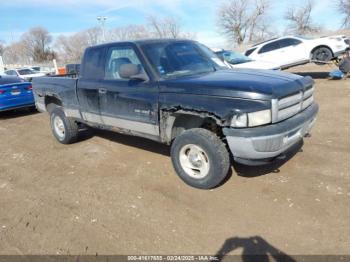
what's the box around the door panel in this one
[99,45,159,136]
[76,47,106,124]
[77,79,103,124]
[256,41,283,65]
[278,38,306,65]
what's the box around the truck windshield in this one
[141,41,222,79]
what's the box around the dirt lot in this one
[0,64,349,256]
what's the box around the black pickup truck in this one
[33,39,318,189]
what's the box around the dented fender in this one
[159,93,270,143]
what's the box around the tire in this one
[170,128,230,189]
[50,107,79,144]
[312,47,333,64]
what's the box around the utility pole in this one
[97,16,107,43]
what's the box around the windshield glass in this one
[141,41,222,79]
[18,69,36,75]
[216,51,252,65]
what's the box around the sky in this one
[0,0,344,48]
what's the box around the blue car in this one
[0,75,34,112]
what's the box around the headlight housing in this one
[231,109,271,128]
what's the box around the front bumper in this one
[223,103,319,164]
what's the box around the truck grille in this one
[272,86,314,123]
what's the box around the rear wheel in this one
[50,107,79,144]
[170,128,230,189]
[312,47,333,64]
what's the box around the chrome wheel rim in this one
[53,115,65,139]
[179,144,210,179]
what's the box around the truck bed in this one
[32,76,79,113]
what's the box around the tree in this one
[21,27,55,62]
[54,27,102,64]
[248,0,270,42]
[217,0,271,45]
[85,27,102,45]
[338,0,350,27]
[108,25,150,41]
[147,15,194,39]
[284,0,320,34]
[0,41,4,55]
[2,41,31,64]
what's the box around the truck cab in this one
[33,39,318,189]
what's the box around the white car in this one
[214,49,280,70]
[245,35,350,69]
[4,68,46,80]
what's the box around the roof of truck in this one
[88,39,194,49]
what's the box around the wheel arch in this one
[44,95,63,112]
[310,45,334,58]
[160,110,224,144]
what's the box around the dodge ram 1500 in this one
[33,39,318,189]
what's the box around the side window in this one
[279,38,302,48]
[105,46,144,80]
[258,41,281,54]
[6,70,16,76]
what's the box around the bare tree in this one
[85,27,102,45]
[284,0,320,34]
[2,41,31,64]
[21,27,55,62]
[147,15,193,39]
[54,27,104,63]
[108,25,150,41]
[338,0,350,27]
[248,0,270,42]
[0,41,4,55]
[217,0,271,45]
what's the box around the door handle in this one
[99,88,107,94]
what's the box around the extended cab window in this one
[82,47,105,80]
[105,47,144,80]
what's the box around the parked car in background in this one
[4,68,46,81]
[33,39,318,189]
[245,35,350,69]
[0,75,34,112]
[30,66,55,75]
[214,49,280,70]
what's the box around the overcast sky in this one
[0,0,343,48]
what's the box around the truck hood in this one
[160,69,313,100]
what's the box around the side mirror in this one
[119,64,148,82]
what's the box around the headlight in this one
[231,113,248,127]
[231,109,271,127]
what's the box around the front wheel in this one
[170,128,230,189]
[50,107,79,144]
